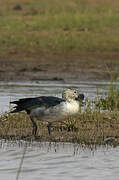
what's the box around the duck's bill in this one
[77,94,84,102]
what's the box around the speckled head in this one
[62,89,79,101]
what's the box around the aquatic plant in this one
[95,85,119,111]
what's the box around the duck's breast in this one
[63,101,79,115]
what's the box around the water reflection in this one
[0,141,119,180]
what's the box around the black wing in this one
[10,96,63,114]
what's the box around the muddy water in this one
[0,81,119,180]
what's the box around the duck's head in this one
[62,89,84,102]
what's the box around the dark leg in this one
[47,122,52,135]
[30,116,37,136]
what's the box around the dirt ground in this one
[0,51,119,82]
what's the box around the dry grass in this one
[0,109,119,146]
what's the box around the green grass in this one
[95,84,119,111]
[0,0,119,54]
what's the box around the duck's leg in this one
[47,122,52,135]
[30,116,37,136]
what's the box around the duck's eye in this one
[74,91,77,94]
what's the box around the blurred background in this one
[0,0,119,82]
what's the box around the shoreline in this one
[0,52,119,82]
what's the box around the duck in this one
[10,89,84,136]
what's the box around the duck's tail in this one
[10,99,31,114]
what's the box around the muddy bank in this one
[1,111,119,146]
[0,52,119,82]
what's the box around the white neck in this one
[64,99,79,115]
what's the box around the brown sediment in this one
[0,51,119,82]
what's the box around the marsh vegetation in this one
[0,85,119,146]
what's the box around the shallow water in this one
[0,80,119,180]
[0,141,119,180]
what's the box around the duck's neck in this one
[64,99,79,114]
[66,98,76,103]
